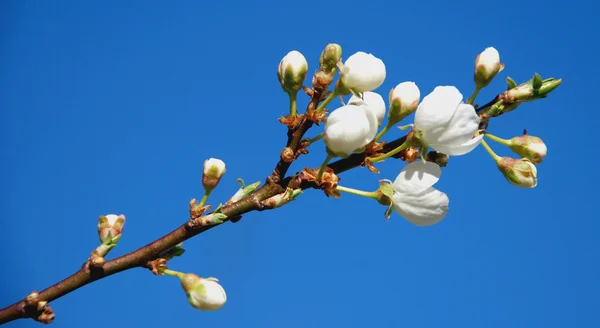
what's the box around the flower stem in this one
[316,91,339,113]
[482,131,510,146]
[198,192,210,207]
[316,154,334,182]
[161,269,185,278]
[336,185,379,199]
[374,123,392,142]
[480,138,501,162]
[289,91,298,117]
[308,133,324,145]
[369,140,411,163]
[468,87,481,105]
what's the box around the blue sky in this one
[1,0,597,327]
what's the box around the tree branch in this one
[0,90,513,325]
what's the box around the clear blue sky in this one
[1,0,597,327]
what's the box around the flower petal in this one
[393,161,442,194]
[349,91,386,123]
[325,105,377,156]
[431,134,483,156]
[392,187,449,226]
[414,86,463,132]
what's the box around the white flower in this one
[325,104,378,157]
[348,91,386,123]
[414,86,483,156]
[180,274,227,311]
[392,162,449,226]
[203,158,226,179]
[474,47,503,88]
[340,52,386,92]
[278,50,308,94]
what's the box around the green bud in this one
[508,135,547,164]
[319,43,342,74]
[228,179,261,204]
[97,214,125,245]
[261,188,302,208]
[277,50,308,94]
[497,157,538,188]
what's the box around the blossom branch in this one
[0,43,561,325]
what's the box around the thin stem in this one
[198,192,210,207]
[289,92,298,117]
[336,185,379,199]
[161,269,184,278]
[316,154,334,182]
[316,91,338,113]
[468,87,481,105]
[308,133,324,145]
[374,123,392,142]
[480,138,501,162]
[369,140,411,163]
[482,132,510,146]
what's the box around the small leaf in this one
[506,76,517,89]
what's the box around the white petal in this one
[342,52,386,92]
[392,187,449,226]
[421,103,481,154]
[414,86,463,132]
[393,161,442,194]
[431,134,483,156]
[325,105,377,156]
[349,92,386,123]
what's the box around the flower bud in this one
[348,91,386,123]
[277,50,308,94]
[325,104,379,157]
[228,180,261,204]
[474,47,503,89]
[180,274,227,311]
[339,52,386,93]
[98,214,125,244]
[508,135,547,164]
[505,74,562,103]
[388,81,420,124]
[202,158,226,193]
[319,43,342,74]
[497,157,537,188]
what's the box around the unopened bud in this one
[319,43,342,74]
[228,179,261,204]
[388,82,420,124]
[261,188,302,208]
[202,158,226,193]
[497,157,538,188]
[508,135,547,164]
[277,50,308,94]
[474,47,503,89]
[180,274,227,311]
[505,74,562,103]
[98,214,125,245]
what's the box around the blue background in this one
[1,0,597,327]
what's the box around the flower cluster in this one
[298,45,556,226]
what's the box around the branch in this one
[0,88,529,325]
